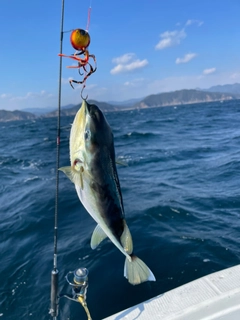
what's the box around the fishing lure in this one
[59,29,97,99]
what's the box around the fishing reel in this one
[60,267,92,320]
[65,267,89,301]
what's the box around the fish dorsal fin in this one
[59,166,83,189]
[120,220,133,255]
[90,224,108,249]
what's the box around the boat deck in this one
[104,264,240,320]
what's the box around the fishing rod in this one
[49,0,65,317]
[50,1,93,319]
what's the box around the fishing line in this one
[86,2,92,32]
[63,29,74,33]
[59,0,96,100]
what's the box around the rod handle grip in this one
[50,269,59,317]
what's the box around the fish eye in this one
[91,110,100,122]
[90,112,96,120]
[84,129,91,141]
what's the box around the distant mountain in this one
[203,83,240,95]
[43,100,126,117]
[1,88,240,122]
[23,104,75,115]
[133,89,240,109]
[22,107,56,115]
[88,100,125,112]
[0,110,36,122]
[107,97,144,107]
[62,104,75,110]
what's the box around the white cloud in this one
[110,53,148,75]
[84,84,97,90]
[124,78,144,87]
[155,29,186,50]
[10,92,33,101]
[176,53,197,64]
[112,53,135,65]
[203,68,216,75]
[61,77,73,84]
[65,70,240,102]
[143,73,224,95]
[9,90,54,102]
[186,19,204,27]
[230,72,240,79]
[0,90,56,111]
[1,93,11,99]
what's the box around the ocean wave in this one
[20,160,44,170]
[23,176,39,183]
[123,131,157,138]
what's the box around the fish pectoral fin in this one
[59,166,83,189]
[90,224,108,249]
[116,158,128,166]
[120,220,133,255]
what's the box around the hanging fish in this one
[59,101,156,285]
[59,29,97,98]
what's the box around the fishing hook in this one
[81,85,88,100]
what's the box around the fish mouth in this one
[83,100,92,118]
[83,100,100,121]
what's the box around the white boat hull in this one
[104,264,240,320]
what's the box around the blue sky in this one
[1,0,240,110]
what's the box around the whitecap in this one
[24,176,39,183]
[21,160,42,170]
[79,254,89,260]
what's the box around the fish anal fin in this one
[59,166,83,189]
[91,224,107,249]
[120,220,133,255]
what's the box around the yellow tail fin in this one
[124,255,156,285]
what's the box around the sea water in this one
[1,100,240,319]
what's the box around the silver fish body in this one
[60,100,155,285]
